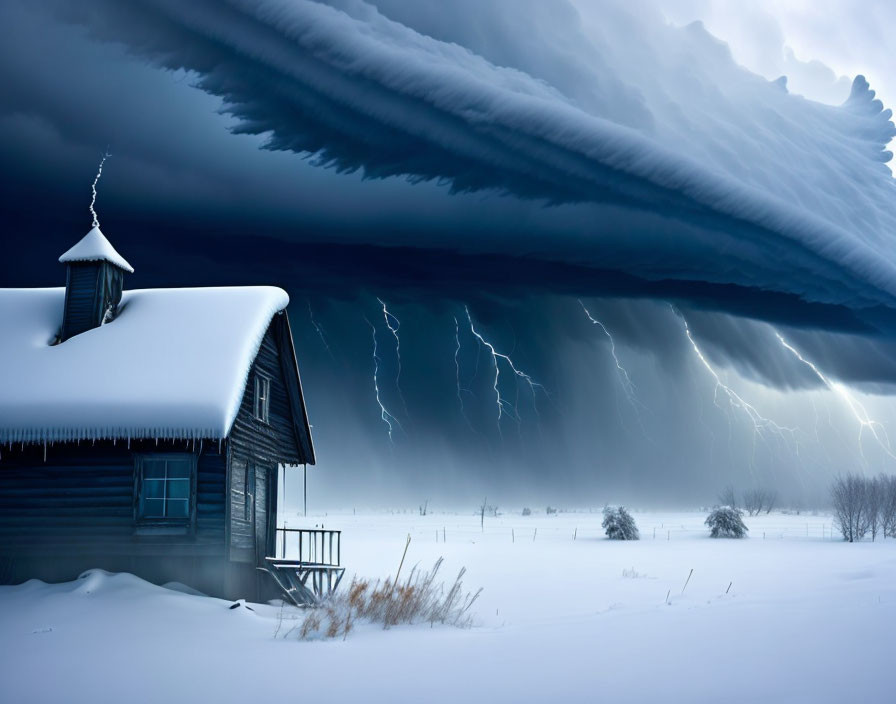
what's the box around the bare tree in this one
[762,489,778,515]
[743,489,762,516]
[866,477,883,541]
[718,486,737,509]
[830,474,871,542]
[881,475,896,538]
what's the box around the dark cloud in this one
[11,0,896,315]
[3,0,896,505]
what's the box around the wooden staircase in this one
[263,528,345,606]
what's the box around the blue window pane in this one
[166,460,192,479]
[166,499,189,518]
[144,479,164,499]
[167,479,190,499]
[143,498,165,517]
[143,460,166,479]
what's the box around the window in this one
[135,455,195,524]
[254,373,271,423]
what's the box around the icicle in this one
[218,438,222,453]
[128,436,131,449]
[43,441,47,462]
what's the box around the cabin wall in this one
[227,319,302,566]
[0,440,229,596]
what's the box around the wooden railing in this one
[274,528,341,566]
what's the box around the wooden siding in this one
[227,315,309,564]
[229,317,304,467]
[61,262,101,340]
[0,440,226,558]
[60,261,125,341]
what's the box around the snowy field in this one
[2,509,895,703]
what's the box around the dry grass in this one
[280,558,482,640]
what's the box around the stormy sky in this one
[2,0,896,509]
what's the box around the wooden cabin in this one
[0,227,323,602]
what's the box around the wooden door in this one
[254,463,277,562]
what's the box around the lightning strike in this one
[578,300,639,405]
[307,300,334,357]
[89,151,111,229]
[377,298,408,416]
[774,331,896,462]
[366,317,403,444]
[453,316,476,431]
[672,306,796,455]
[464,306,544,433]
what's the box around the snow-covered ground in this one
[2,510,894,703]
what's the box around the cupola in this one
[58,225,133,341]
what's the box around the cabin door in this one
[253,463,277,563]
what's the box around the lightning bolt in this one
[366,317,402,444]
[774,331,896,463]
[89,150,111,229]
[578,300,639,408]
[377,298,408,417]
[464,306,544,433]
[672,306,796,467]
[454,316,477,432]
[307,300,334,357]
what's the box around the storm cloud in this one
[3,0,896,505]
[8,0,896,312]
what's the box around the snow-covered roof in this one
[0,286,289,444]
[58,226,134,273]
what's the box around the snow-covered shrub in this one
[705,506,748,538]
[546,506,558,515]
[602,506,639,540]
[283,558,482,640]
[521,507,532,516]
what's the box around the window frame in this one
[133,453,197,534]
[254,371,272,424]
